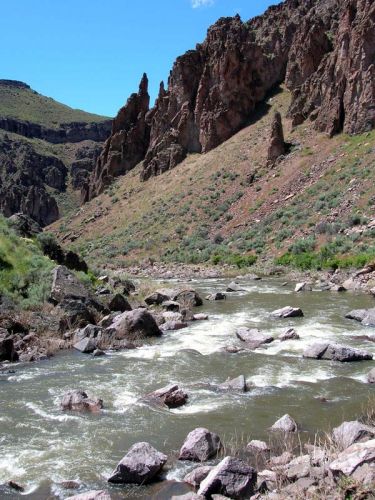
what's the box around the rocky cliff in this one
[83,0,374,202]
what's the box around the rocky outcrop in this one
[266,112,285,166]
[81,74,150,201]
[82,0,375,201]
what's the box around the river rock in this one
[329,439,375,477]
[66,491,111,500]
[332,421,375,449]
[236,328,273,349]
[107,442,167,484]
[106,294,132,313]
[279,328,300,341]
[74,324,103,343]
[184,466,214,487]
[145,384,188,408]
[107,308,162,339]
[73,337,97,354]
[367,368,375,383]
[226,282,245,292]
[270,414,298,433]
[206,292,226,301]
[145,291,171,306]
[93,349,105,357]
[162,311,184,322]
[268,451,294,467]
[174,290,203,308]
[61,390,103,412]
[198,456,257,499]
[346,308,375,326]
[330,284,346,292]
[218,375,248,392]
[286,455,311,480]
[271,306,304,318]
[179,427,222,461]
[303,343,373,362]
[295,282,311,292]
[160,321,188,331]
[257,469,277,491]
[162,300,180,311]
[0,337,18,362]
[247,440,270,453]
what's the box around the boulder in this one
[206,292,226,301]
[162,311,184,322]
[329,439,375,477]
[179,428,222,462]
[268,451,294,467]
[303,343,373,362]
[184,466,214,487]
[107,442,167,484]
[66,491,111,500]
[57,299,96,330]
[346,308,375,326]
[121,279,136,295]
[218,375,248,392]
[330,284,346,292]
[0,337,18,362]
[145,384,188,409]
[267,112,285,167]
[73,337,97,354]
[93,349,106,357]
[50,265,89,304]
[106,294,132,313]
[270,414,298,433]
[286,455,311,480]
[236,328,273,349]
[107,308,162,340]
[271,306,304,318]
[332,421,375,449]
[295,282,311,292]
[160,321,188,332]
[257,469,277,491]
[161,300,180,311]
[8,212,42,237]
[198,456,257,499]
[279,328,300,341]
[145,291,171,306]
[174,290,203,308]
[367,368,375,383]
[247,440,270,454]
[74,324,103,343]
[61,390,103,413]
[226,282,245,292]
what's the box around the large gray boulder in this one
[206,292,226,301]
[145,291,171,306]
[107,442,167,484]
[332,421,375,449]
[179,428,222,462]
[66,491,111,500]
[184,466,214,487]
[246,440,270,454]
[329,439,375,477]
[73,337,97,354]
[286,455,311,481]
[271,306,304,318]
[270,414,298,433]
[235,328,273,349]
[303,343,372,362]
[61,390,103,413]
[107,308,162,340]
[106,294,132,313]
[346,308,375,327]
[144,384,188,409]
[279,328,300,341]
[174,290,203,308]
[218,375,248,392]
[198,456,257,499]
[50,265,89,304]
[226,282,246,292]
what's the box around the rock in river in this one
[270,414,298,433]
[236,328,273,349]
[368,368,375,383]
[184,466,214,487]
[198,456,257,499]
[61,390,103,413]
[303,343,373,362]
[179,428,222,462]
[144,384,188,408]
[346,308,375,327]
[329,439,375,477]
[332,421,375,449]
[108,442,167,484]
[107,308,162,340]
[279,328,300,341]
[226,282,245,292]
[271,306,304,318]
[218,375,248,392]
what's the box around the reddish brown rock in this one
[267,112,285,166]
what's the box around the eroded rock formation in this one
[83,0,375,201]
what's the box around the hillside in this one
[0,80,112,225]
[50,87,375,271]
[0,80,108,128]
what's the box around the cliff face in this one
[82,0,375,202]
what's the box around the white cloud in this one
[191,0,214,8]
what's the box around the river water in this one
[0,277,374,498]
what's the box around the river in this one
[0,277,374,498]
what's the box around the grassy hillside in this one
[50,87,375,271]
[0,80,109,127]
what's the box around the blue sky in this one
[0,0,281,117]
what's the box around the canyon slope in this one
[0,80,111,225]
[82,0,375,202]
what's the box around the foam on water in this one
[25,402,81,422]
